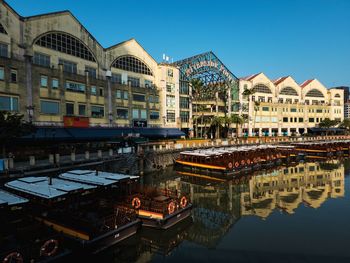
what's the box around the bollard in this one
[109,149,113,156]
[97,150,102,158]
[85,151,90,160]
[29,156,35,166]
[71,152,76,162]
[153,145,156,151]
[49,154,54,164]
[9,158,14,169]
[55,154,60,164]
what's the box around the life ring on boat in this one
[40,239,59,257]
[241,159,245,165]
[180,196,188,208]
[2,252,23,263]
[131,197,141,209]
[234,162,240,168]
[168,201,176,214]
[227,162,233,169]
[246,159,251,165]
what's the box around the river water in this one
[98,159,350,263]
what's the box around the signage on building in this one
[133,120,147,128]
[63,116,89,128]
[184,60,234,82]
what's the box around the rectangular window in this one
[116,90,122,99]
[180,81,189,95]
[66,103,74,116]
[267,97,272,103]
[78,104,86,116]
[299,118,303,122]
[111,73,122,84]
[0,43,8,58]
[10,69,17,83]
[33,52,50,67]
[140,109,147,119]
[59,59,77,74]
[316,109,322,113]
[91,86,97,95]
[0,67,4,80]
[128,76,140,87]
[180,111,189,122]
[85,66,96,79]
[167,68,173,77]
[91,105,104,118]
[166,95,175,108]
[180,97,189,109]
[166,83,175,93]
[65,81,86,93]
[124,91,129,100]
[116,108,128,119]
[283,117,288,122]
[258,96,265,102]
[278,98,283,103]
[0,96,18,111]
[40,75,48,87]
[150,111,159,120]
[262,106,269,111]
[166,110,176,122]
[291,108,297,112]
[132,109,139,119]
[40,100,59,114]
[133,93,145,102]
[309,118,315,122]
[52,78,59,89]
[99,87,103,96]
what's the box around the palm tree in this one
[230,114,244,138]
[319,118,339,135]
[339,118,350,134]
[211,116,224,139]
[252,101,260,136]
[190,79,204,138]
[242,88,256,136]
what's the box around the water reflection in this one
[100,160,346,262]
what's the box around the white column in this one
[269,128,272,136]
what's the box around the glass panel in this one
[112,56,152,76]
[65,81,85,93]
[133,94,145,102]
[40,75,48,87]
[91,105,104,118]
[0,67,4,80]
[78,104,86,116]
[52,79,59,89]
[0,96,18,111]
[41,100,59,114]
[150,111,159,120]
[132,109,139,119]
[116,108,128,119]
[66,103,74,115]
[140,109,147,119]
[0,43,8,58]
[91,86,97,95]
[33,52,50,67]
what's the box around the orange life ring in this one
[241,159,245,165]
[227,162,233,169]
[3,252,23,263]
[234,162,240,168]
[180,196,188,208]
[40,239,59,257]
[131,197,141,209]
[168,201,176,214]
[246,159,251,165]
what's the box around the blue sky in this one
[7,0,350,87]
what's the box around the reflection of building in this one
[239,73,344,136]
[241,161,345,218]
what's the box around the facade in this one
[239,73,344,136]
[331,86,349,119]
[0,1,185,129]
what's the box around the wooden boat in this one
[5,175,141,254]
[0,189,71,262]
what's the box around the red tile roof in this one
[240,73,261,81]
[273,76,289,86]
[300,79,315,88]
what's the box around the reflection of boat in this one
[5,173,141,254]
[0,189,70,262]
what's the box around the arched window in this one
[280,86,298,96]
[252,84,272,94]
[112,56,153,76]
[0,23,7,35]
[34,32,96,62]
[305,89,324,98]
[335,94,341,98]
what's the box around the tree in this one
[230,114,244,138]
[252,101,260,136]
[242,88,256,136]
[190,79,204,138]
[339,118,350,134]
[318,118,339,135]
[0,111,35,158]
[211,116,224,139]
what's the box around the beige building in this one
[0,1,186,129]
[239,73,344,136]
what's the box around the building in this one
[239,73,344,136]
[331,86,349,119]
[0,1,186,129]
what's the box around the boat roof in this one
[5,177,95,199]
[0,189,28,206]
[59,170,132,186]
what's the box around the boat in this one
[0,189,71,262]
[5,175,141,254]
[58,170,193,230]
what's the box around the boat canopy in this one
[0,189,28,206]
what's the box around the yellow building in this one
[239,73,344,136]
